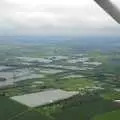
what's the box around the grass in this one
[93,110,120,120]
[60,78,95,91]
[0,42,120,120]
[0,94,120,120]
[102,91,120,100]
[12,110,49,120]
[0,96,27,120]
[46,78,95,91]
[88,51,108,63]
[53,99,118,120]
[0,96,49,120]
[35,95,120,120]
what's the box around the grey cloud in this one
[0,0,120,36]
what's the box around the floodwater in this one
[40,69,63,74]
[11,89,79,107]
[0,69,44,88]
[67,58,89,63]
[0,66,12,71]
[17,57,52,63]
[63,75,84,79]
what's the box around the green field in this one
[93,110,120,120]
[58,78,95,91]
[0,38,120,120]
[102,91,120,100]
[1,95,120,120]
[11,110,49,120]
[0,96,49,120]
[53,100,119,120]
[44,77,95,91]
[36,96,120,120]
[0,96,27,120]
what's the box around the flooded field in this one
[0,72,14,87]
[40,69,63,74]
[43,65,90,71]
[47,56,68,60]
[67,57,89,63]
[15,74,44,82]
[0,69,44,88]
[83,62,102,66]
[0,54,102,89]
[11,89,79,107]
[63,75,84,79]
[17,57,52,63]
[0,36,120,120]
[0,66,13,71]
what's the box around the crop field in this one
[1,95,119,120]
[36,96,120,120]
[102,91,120,100]
[0,96,27,120]
[44,77,96,91]
[93,110,120,120]
[0,37,120,120]
[0,96,49,120]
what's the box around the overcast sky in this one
[0,0,120,36]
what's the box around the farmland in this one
[0,36,120,120]
[11,89,78,107]
[1,95,120,120]
[93,110,120,120]
[0,96,27,120]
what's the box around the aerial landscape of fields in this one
[0,0,120,119]
[0,36,120,120]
